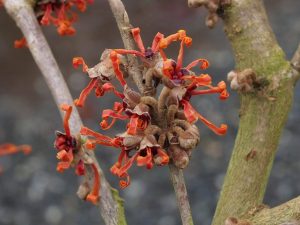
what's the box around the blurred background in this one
[0,0,300,224]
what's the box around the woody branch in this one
[187,0,300,224]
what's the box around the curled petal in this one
[86,163,100,204]
[110,150,126,175]
[100,108,127,130]
[131,27,145,53]
[117,151,139,178]
[74,78,99,107]
[98,83,125,99]
[181,100,198,123]
[159,30,187,49]
[80,126,114,143]
[186,59,210,70]
[100,107,127,130]
[73,57,89,72]
[181,99,227,135]
[151,32,164,52]
[110,51,127,86]
[176,37,192,72]
[113,49,145,58]
[14,37,27,49]
[183,74,212,87]
[60,104,72,137]
[40,4,52,25]
[190,81,229,100]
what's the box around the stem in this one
[169,164,194,225]
[107,0,145,93]
[211,0,296,224]
[107,0,194,224]
[3,0,126,224]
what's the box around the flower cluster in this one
[12,0,93,48]
[55,27,228,204]
[54,104,100,204]
[0,143,31,173]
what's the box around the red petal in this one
[14,37,27,49]
[189,80,229,100]
[131,28,145,53]
[176,37,192,72]
[75,78,99,107]
[181,99,198,123]
[40,4,52,25]
[159,30,187,49]
[60,104,72,137]
[151,32,164,52]
[73,57,89,72]
[110,51,127,86]
[183,74,212,87]
[100,107,127,130]
[86,163,100,204]
[101,83,125,99]
[181,100,227,135]
[185,58,210,70]
[117,151,139,177]
[80,126,113,142]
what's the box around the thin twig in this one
[169,164,194,225]
[107,1,194,225]
[107,0,145,93]
[3,0,126,224]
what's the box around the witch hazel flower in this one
[12,0,93,48]
[54,104,100,204]
[159,35,229,135]
[56,28,228,198]
[36,0,93,35]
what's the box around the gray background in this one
[0,0,300,224]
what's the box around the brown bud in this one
[206,13,218,28]
[227,69,257,92]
